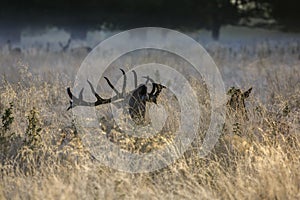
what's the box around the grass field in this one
[0,39,300,199]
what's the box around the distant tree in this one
[251,0,300,30]
[201,0,240,40]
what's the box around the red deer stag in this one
[67,69,165,124]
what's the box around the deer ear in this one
[243,87,252,98]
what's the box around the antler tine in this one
[120,69,126,95]
[142,76,156,95]
[87,80,111,105]
[104,76,121,97]
[132,70,138,88]
[142,75,155,84]
[148,83,166,104]
[67,87,93,110]
[67,87,79,110]
[87,80,100,100]
[154,83,166,95]
[67,86,76,100]
[149,83,156,95]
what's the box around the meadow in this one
[0,35,300,199]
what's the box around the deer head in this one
[227,87,252,120]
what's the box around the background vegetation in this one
[1,0,300,39]
[0,40,299,199]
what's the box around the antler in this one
[67,69,166,112]
[67,80,112,110]
[67,69,127,110]
[142,76,166,104]
[132,70,138,88]
[149,83,166,104]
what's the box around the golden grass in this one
[0,47,299,199]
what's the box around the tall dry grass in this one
[0,42,299,199]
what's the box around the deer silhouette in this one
[67,69,165,124]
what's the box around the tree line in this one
[2,0,299,40]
